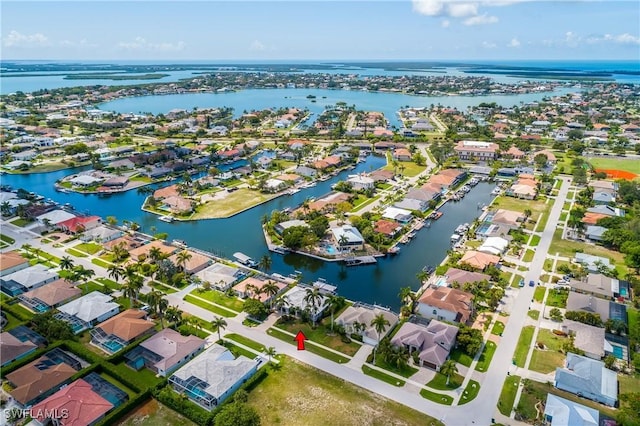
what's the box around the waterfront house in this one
[374,219,402,237]
[0,264,59,296]
[57,215,102,234]
[80,225,123,243]
[486,209,526,229]
[478,236,509,256]
[405,188,441,203]
[544,394,599,426]
[36,209,76,226]
[393,148,412,162]
[441,267,491,287]
[90,309,155,354]
[330,225,365,251]
[162,195,193,214]
[30,377,117,426]
[0,251,30,277]
[395,198,429,212]
[459,250,500,271]
[369,169,395,182]
[417,286,474,324]
[56,291,120,334]
[335,304,398,345]
[0,332,37,367]
[347,174,375,191]
[128,240,177,262]
[19,278,81,312]
[390,320,458,370]
[560,320,608,360]
[6,347,81,406]
[294,165,317,178]
[103,235,141,252]
[274,219,309,235]
[195,262,243,291]
[168,250,212,274]
[554,353,617,407]
[125,328,205,377]
[382,206,413,223]
[168,343,259,410]
[454,140,499,161]
[278,285,330,322]
[233,276,287,303]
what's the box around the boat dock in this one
[343,256,377,266]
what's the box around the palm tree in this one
[146,290,164,316]
[22,243,32,257]
[439,359,458,386]
[260,280,280,310]
[353,321,366,336]
[370,313,391,364]
[148,247,163,263]
[211,316,227,341]
[258,255,272,272]
[398,286,413,306]
[111,243,129,262]
[59,256,75,271]
[1,201,11,217]
[32,247,42,263]
[72,265,96,293]
[107,264,125,284]
[326,294,345,332]
[165,305,183,326]
[303,288,324,327]
[157,297,169,329]
[176,250,192,272]
[123,275,144,307]
[264,346,276,363]
[338,235,349,252]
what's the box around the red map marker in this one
[294,330,308,350]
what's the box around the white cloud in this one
[441,19,451,28]
[250,40,266,51]
[3,30,50,48]
[463,14,499,26]
[482,41,497,49]
[448,2,478,17]
[60,39,97,49]
[508,38,521,48]
[605,33,640,45]
[412,0,522,21]
[118,37,185,52]
[412,0,445,16]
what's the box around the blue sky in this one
[2,1,639,61]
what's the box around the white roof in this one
[281,286,328,313]
[347,175,374,185]
[37,209,76,224]
[0,192,17,203]
[1,264,58,289]
[330,225,364,244]
[57,291,118,323]
[382,206,413,221]
[69,175,102,185]
[544,394,598,426]
[265,179,285,189]
[478,236,509,255]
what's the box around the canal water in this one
[1,156,494,310]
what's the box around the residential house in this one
[6,348,81,406]
[233,276,287,303]
[128,240,177,262]
[57,215,102,234]
[278,285,330,323]
[125,328,205,377]
[374,219,402,237]
[393,148,412,161]
[394,197,429,212]
[554,353,617,407]
[56,291,120,334]
[570,273,629,300]
[36,209,76,226]
[454,140,499,161]
[543,394,599,426]
[330,225,365,251]
[347,175,375,191]
[592,191,615,205]
[560,320,608,360]
[294,166,317,178]
[417,286,474,324]
[0,264,60,296]
[0,251,30,277]
[169,343,259,410]
[586,205,624,218]
[441,267,491,287]
[0,332,37,367]
[565,292,627,324]
[478,237,509,256]
[382,206,413,223]
[405,188,441,204]
[335,304,399,345]
[532,149,557,164]
[195,262,243,291]
[584,226,607,242]
[486,209,526,229]
[459,250,500,271]
[274,219,309,234]
[588,180,618,194]
[168,250,212,274]
[80,225,123,243]
[90,309,155,354]
[19,278,81,312]
[390,320,458,370]
[504,146,525,159]
[573,254,611,273]
[30,376,117,426]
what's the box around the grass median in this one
[361,365,405,387]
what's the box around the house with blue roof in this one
[554,352,618,407]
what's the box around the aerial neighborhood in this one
[0,60,639,426]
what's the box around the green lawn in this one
[458,380,480,405]
[0,234,15,244]
[426,372,464,390]
[514,326,535,367]
[529,329,567,374]
[225,333,267,352]
[362,365,406,387]
[475,341,497,372]
[190,288,244,312]
[79,281,106,295]
[546,289,569,308]
[491,321,505,336]
[383,154,427,177]
[529,235,541,247]
[523,249,535,262]
[533,286,546,303]
[74,242,102,255]
[275,317,361,356]
[95,278,120,291]
[109,360,162,390]
[588,157,640,175]
[247,357,441,426]
[450,348,474,367]
[192,188,277,219]
[419,388,454,405]
[183,294,237,317]
[528,310,540,320]
[65,248,87,257]
[221,340,259,360]
[150,281,177,294]
[10,218,31,227]
[91,258,112,268]
[511,274,525,289]
[497,375,521,416]
[548,229,627,274]
[491,196,548,218]
[268,327,350,363]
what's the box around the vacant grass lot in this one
[247,358,442,426]
[74,242,102,254]
[492,196,548,221]
[548,229,627,274]
[514,326,535,367]
[192,188,277,219]
[529,329,567,374]
[267,327,350,364]
[497,375,521,416]
[183,294,237,317]
[117,398,196,426]
[588,157,640,175]
[276,317,361,356]
[190,288,244,312]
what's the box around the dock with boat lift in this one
[343,255,377,266]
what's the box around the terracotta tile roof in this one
[0,251,29,273]
[7,355,76,405]
[21,279,81,307]
[418,287,474,323]
[57,216,101,233]
[154,184,180,199]
[374,219,401,236]
[233,277,286,303]
[0,332,37,367]
[95,309,154,342]
[30,379,113,426]
[582,212,608,225]
[460,250,500,269]
[128,240,176,261]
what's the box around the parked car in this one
[519,278,525,287]
[529,280,535,287]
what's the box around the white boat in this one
[159,215,174,223]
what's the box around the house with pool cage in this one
[90,309,155,354]
[168,343,259,410]
[55,291,120,334]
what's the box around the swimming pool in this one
[612,344,624,359]
[435,277,448,287]
[476,222,491,235]
[326,245,337,254]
